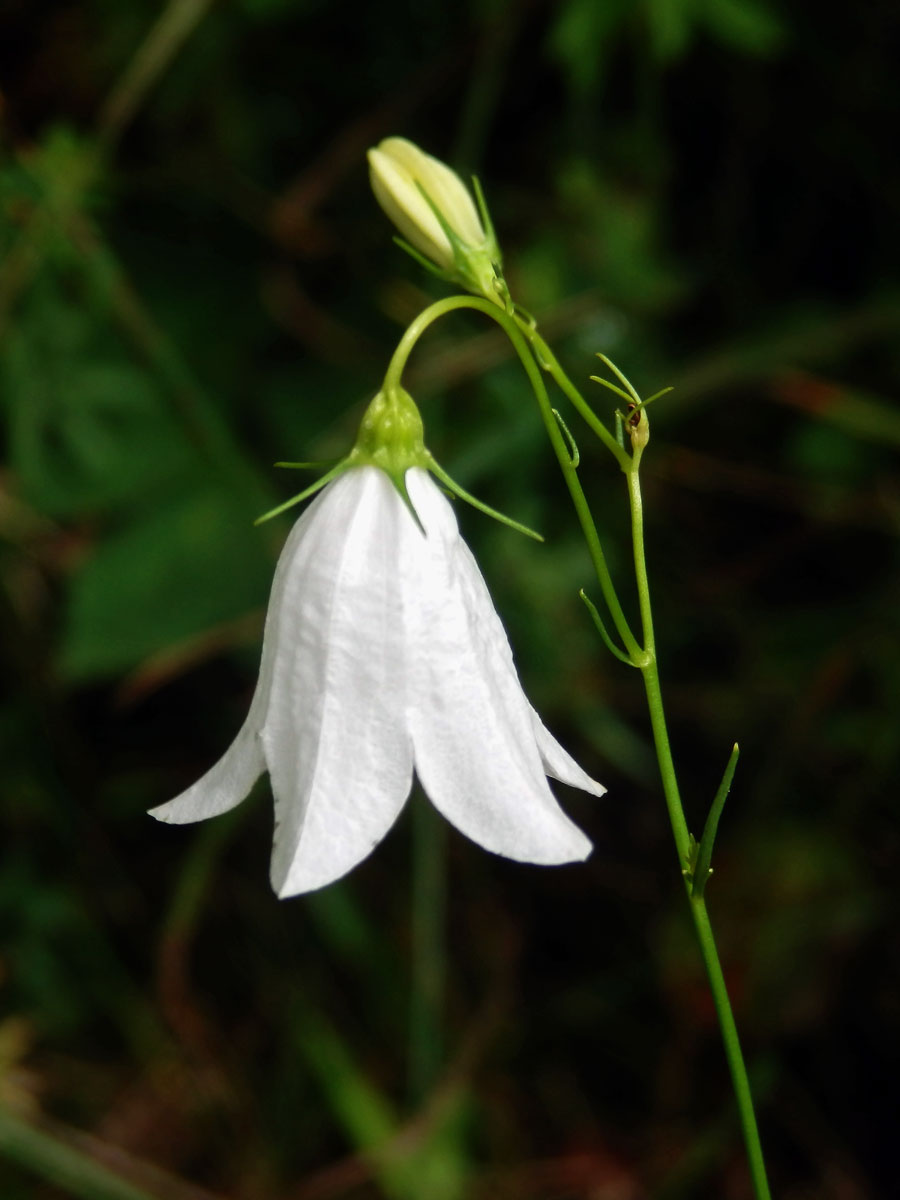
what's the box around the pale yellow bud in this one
[368,137,503,303]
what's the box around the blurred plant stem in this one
[97,0,217,150]
[291,1000,467,1200]
[0,1109,153,1200]
[408,793,447,1103]
[63,214,274,517]
[383,294,773,1200]
[0,1106,225,1200]
[1,141,278,538]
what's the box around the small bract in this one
[151,465,602,896]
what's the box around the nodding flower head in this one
[151,443,603,896]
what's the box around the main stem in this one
[627,462,772,1200]
[509,312,771,1194]
[383,293,771,1193]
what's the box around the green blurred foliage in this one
[1,0,899,1197]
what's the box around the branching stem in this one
[385,293,772,1198]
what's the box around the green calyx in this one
[254,386,429,527]
[348,387,543,540]
[348,387,430,486]
[447,174,506,308]
[256,384,542,543]
[457,247,506,309]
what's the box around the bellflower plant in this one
[151,387,601,896]
[364,140,774,1200]
[150,135,773,1200]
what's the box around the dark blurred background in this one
[1,1,898,1197]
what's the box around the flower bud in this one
[626,403,649,454]
[368,137,503,304]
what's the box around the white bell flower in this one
[368,136,504,304]
[150,463,603,897]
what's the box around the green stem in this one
[386,295,771,1193]
[408,794,447,1103]
[626,463,771,1200]
[639,656,691,866]
[383,296,640,661]
[97,0,216,149]
[64,215,275,521]
[689,894,772,1200]
[517,323,631,471]
[382,296,477,393]
[0,1109,156,1200]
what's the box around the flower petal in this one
[529,707,606,798]
[403,469,592,865]
[451,535,605,800]
[262,468,414,897]
[148,498,326,826]
[148,719,264,825]
[374,137,487,245]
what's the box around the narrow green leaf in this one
[254,461,344,525]
[551,407,579,467]
[0,1109,156,1200]
[428,460,543,542]
[692,743,740,898]
[579,589,636,667]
